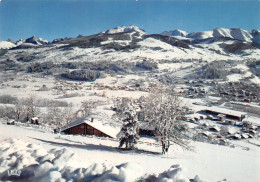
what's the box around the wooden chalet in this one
[139,122,156,136]
[61,113,120,138]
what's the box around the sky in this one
[0,0,259,41]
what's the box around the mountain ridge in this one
[161,27,260,44]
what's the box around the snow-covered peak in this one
[105,25,146,35]
[187,31,213,39]
[213,28,252,42]
[0,41,16,49]
[162,28,260,44]
[251,29,260,44]
[16,39,25,46]
[25,35,49,45]
[14,36,49,47]
[161,29,188,37]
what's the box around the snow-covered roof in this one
[205,106,247,117]
[201,131,211,136]
[61,113,120,138]
[209,126,220,132]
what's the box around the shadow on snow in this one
[29,137,162,156]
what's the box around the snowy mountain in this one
[161,28,260,44]
[161,29,188,37]
[0,41,16,49]
[15,35,49,47]
[104,25,146,35]
[0,25,258,61]
[25,35,49,45]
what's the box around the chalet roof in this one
[209,125,220,132]
[61,113,121,138]
[205,106,247,117]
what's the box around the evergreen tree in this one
[116,100,139,149]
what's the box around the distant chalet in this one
[61,113,120,138]
[204,106,247,121]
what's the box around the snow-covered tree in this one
[62,103,75,126]
[46,102,62,126]
[76,100,98,118]
[115,99,139,149]
[143,84,190,154]
[23,96,40,122]
[14,99,26,121]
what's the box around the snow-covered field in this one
[0,122,260,181]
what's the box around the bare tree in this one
[143,84,191,154]
[76,100,98,118]
[0,106,15,120]
[23,96,39,122]
[61,103,75,126]
[14,99,26,121]
[46,102,62,126]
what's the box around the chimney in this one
[91,118,94,122]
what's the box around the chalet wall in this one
[63,123,111,138]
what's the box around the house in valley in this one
[61,113,120,138]
[204,106,247,121]
[139,122,156,136]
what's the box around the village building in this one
[204,106,247,121]
[7,120,15,125]
[138,122,156,136]
[208,126,221,132]
[217,114,226,122]
[31,117,39,125]
[61,113,120,138]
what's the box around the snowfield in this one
[0,122,260,182]
[0,41,16,49]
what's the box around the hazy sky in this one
[0,0,259,41]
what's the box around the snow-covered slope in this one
[0,122,259,182]
[161,29,188,37]
[105,25,146,35]
[213,28,253,42]
[0,41,16,49]
[162,28,260,44]
[187,30,213,39]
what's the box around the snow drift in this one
[0,138,202,182]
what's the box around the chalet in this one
[31,117,39,125]
[232,134,242,140]
[7,120,15,125]
[217,114,226,122]
[61,113,120,138]
[139,122,156,136]
[204,106,247,121]
[208,126,220,132]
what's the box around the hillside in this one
[0,25,260,181]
